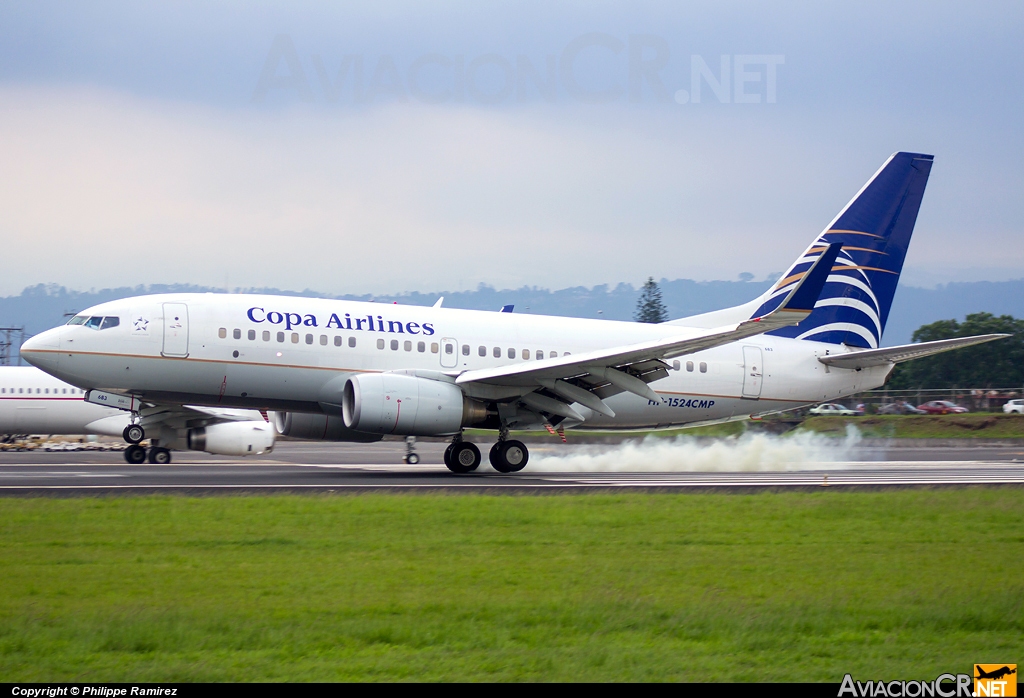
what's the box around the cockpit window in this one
[79,316,120,330]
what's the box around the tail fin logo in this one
[756,152,934,348]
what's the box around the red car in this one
[916,400,969,415]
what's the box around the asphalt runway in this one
[2,440,1024,493]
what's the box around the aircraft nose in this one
[20,328,62,371]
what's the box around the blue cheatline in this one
[753,152,934,348]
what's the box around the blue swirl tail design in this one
[752,152,934,348]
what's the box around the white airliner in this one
[21,152,1005,472]
[0,366,274,462]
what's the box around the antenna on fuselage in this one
[433,297,444,308]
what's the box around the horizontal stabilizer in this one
[817,334,1009,370]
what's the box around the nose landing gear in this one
[403,436,420,465]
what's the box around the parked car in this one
[1004,399,1024,415]
[878,402,927,415]
[917,400,969,415]
[809,403,860,416]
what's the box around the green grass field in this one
[2,491,1022,681]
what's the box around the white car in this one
[1004,399,1024,414]
[809,403,860,416]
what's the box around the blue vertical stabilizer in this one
[753,152,934,347]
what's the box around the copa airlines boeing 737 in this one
[21,152,1005,472]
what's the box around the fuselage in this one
[0,366,128,436]
[22,293,889,432]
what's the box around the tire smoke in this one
[528,425,862,472]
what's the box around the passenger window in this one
[522,349,530,360]
[291,333,299,344]
[19,388,23,394]
[334,336,342,347]
[277,332,285,343]
[673,360,680,371]
[101,317,120,330]
[349,337,356,348]
[418,341,425,352]
[377,339,385,350]
[404,341,412,351]
[63,388,67,394]
[686,361,694,372]
[508,348,516,359]
[536,350,544,359]
[699,362,707,373]
[431,343,439,353]
[248,330,256,341]
[263,331,271,341]
[320,335,327,345]
[445,343,454,354]
[493,347,501,358]
[233,329,241,340]
[45,388,49,394]
[391,339,399,350]
[219,328,227,339]
[563,352,571,356]
[85,316,102,329]
[462,345,470,356]
[478,346,486,357]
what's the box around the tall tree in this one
[634,277,668,323]
[886,312,1024,389]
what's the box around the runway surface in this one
[2,440,1024,493]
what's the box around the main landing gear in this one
[442,429,530,474]
[122,417,172,464]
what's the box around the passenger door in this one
[439,337,458,368]
[161,303,189,357]
[741,345,763,399]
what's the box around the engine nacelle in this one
[272,411,383,443]
[187,421,275,456]
[343,373,487,436]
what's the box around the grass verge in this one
[796,413,1024,439]
[1,491,1022,681]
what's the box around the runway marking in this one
[0,471,126,479]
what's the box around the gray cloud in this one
[0,2,1021,295]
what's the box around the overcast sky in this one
[0,1,1021,296]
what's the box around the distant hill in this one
[2,278,1023,361]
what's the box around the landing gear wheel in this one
[443,443,455,468]
[445,442,481,474]
[147,447,171,465]
[490,439,529,473]
[124,444,147,464]
[123,424,145,444]
[403,435,419,464]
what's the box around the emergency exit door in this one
[161,303,189,357]
[742,346,763,399]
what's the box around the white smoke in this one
[526,425,862,472]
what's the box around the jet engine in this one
[272,411,384,443]
[187,421,275,456]
[343,373,488,435]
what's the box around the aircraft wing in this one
[817,334,1009,370]
[455,244,843,419]
[137,404,269,431]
